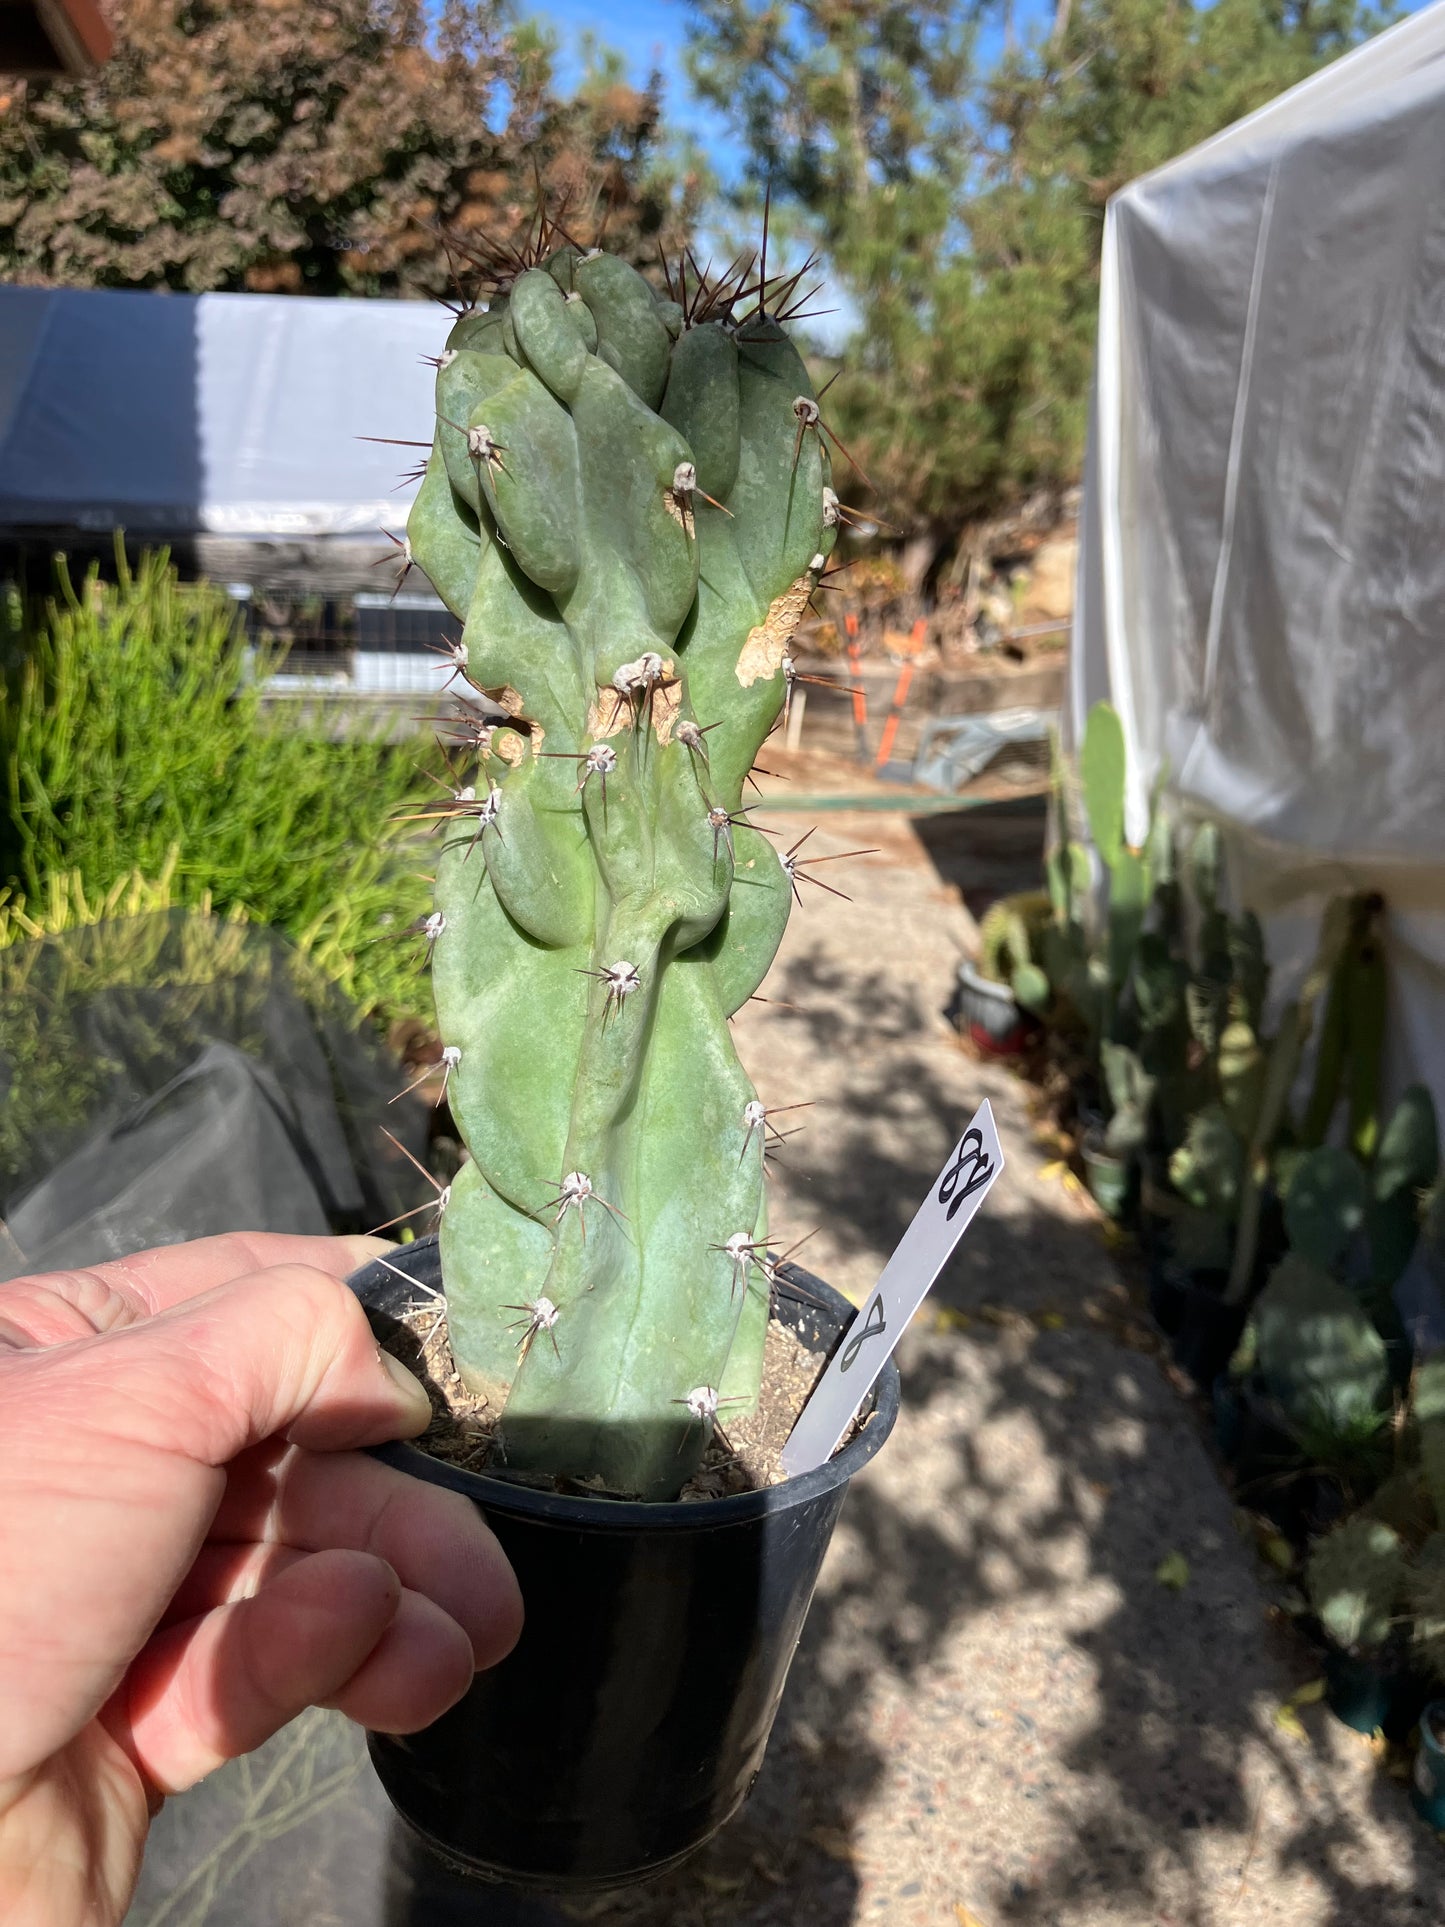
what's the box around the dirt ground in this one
[127,756,1441,1927]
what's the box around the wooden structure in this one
[0,0,112,76]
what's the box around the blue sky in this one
[530,0,1058,183]
[528,0,1433,350]
[529,0,741,176]
[526,0,1069,347]
[531,0,1432,171]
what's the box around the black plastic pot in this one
[1146,1258,1248,1390]
[1411,1699,1445,1828]
[1137,1161,1185,1267]
[347,1237,900,1893]
[1080,1128,1135,1224]
[1210,1374,1354,1542]
[1324,1640,1428,1744]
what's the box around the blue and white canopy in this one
[0,285,444,538]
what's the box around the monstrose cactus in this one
[402,240,837,1500]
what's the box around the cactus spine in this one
[404,244,835,1500]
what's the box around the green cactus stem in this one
[1347,925,1388,1162]
[1227,912,1269,1033]
[1368,1084,1439,1299]
[1078,702,1153,1020]
[1250,1253,1392,1448]
[403,242,838,1500]
[978,891,1051,1014]
[1223,897,1354,1306]
[1169,1103,1244,1221]
[1298,893,1385,1153]
[1080,702,1126,869]
[1284,1146,1368,1275]
[1100,1040,1154,1158]
[1407,1533,1445,1683]
[1413,1356,1445,1527]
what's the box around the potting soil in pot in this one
[382,1290,852,1499]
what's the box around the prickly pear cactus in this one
[1306,1515,1404,1653]
[403,245,836,1499]
[1368,1083,1439,1296]
[1250,1253,1391,1444]
[1284,1146,1368,1274]
[1412,1355,1445,1525]
[1079,701,1149,1006]
[979,891,1051,1013]
[1408,1532,1445,1682]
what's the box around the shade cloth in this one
[1070,2,1445,1105]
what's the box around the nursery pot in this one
[1321,1632,1426,1743]
[1147,1259,1248,1392]
[1137,1162,1181,1265]
[1079,1123,1135,1224]
[1412,1700,1445,1829]
[1325,1646,1402,1738]
[952,959,1033,1057]
[347,1238,900,1893]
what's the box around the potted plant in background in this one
[347,225,901,1891]
[1151,887,1378,1390]
[1211,1070,1437,1494]
[1007,702,1178,1220]
[1411,1696,1445,1830]
[955,889,1051,1054]
[1306,1514,1414,1735]
[1298,1347,1445,1744]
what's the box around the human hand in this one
[0,1231,523,1927]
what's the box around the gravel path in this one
[580,779,1436,1927]
[129,769,1440,1927]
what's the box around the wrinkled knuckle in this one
[265,1261,353,1304]
[266,1263,363,1334]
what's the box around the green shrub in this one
[0,547,437,1023]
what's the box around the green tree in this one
[0,0,697,296]
[687,0,1390,554]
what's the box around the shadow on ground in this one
[911,795,1048,923]
[127,800,1439,1927]
[588,951,1440,1926]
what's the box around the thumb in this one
[0,1266,435,1780]
[7,1262,433,1470]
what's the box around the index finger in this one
[0,1231,392,1350]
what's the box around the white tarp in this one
[1071,1,1445,1104]
[0,286,445,536]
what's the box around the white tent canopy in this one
[1071,1,1445,1104]
[0,287,441,539]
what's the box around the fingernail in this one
[380,1348,433,1429]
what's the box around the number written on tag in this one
[937,1127,994,1220]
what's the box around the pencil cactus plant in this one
[400,237,839,1499]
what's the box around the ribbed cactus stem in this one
[406,242,835,1499]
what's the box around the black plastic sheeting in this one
[125,1709,571,1926]
[0,910,573,1922]
[0,910,430,1277]
[0,917,578,1927]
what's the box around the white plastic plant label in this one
[779,1099,1005,1478]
